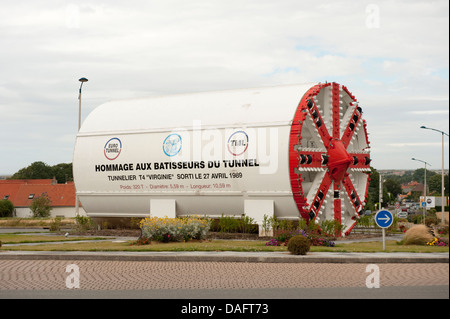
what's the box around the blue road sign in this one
[375,210,394,228]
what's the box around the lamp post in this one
[76,77,88,215]
[78,77,88,131]
[412,157,431,225]
[379,173,384,211]
[421,126,449,225]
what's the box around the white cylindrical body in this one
[73,84,314,219]
[73,82,371,235]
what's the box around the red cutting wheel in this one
[289,82,371,236]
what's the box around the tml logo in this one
[227,131,249,156]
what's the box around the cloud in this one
[410,110,449,115]
[385,142,444,147]
[0,0,448,174]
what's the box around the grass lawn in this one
[0,234,107,244]
[1,234,448,253]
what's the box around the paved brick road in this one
[0,260,448,290]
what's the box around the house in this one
[0,179,86,218]
[401,181,419,195]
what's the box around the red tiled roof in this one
[411,183,425,193]
[0,179,77,207]
[0,183,22,204]
[0,179,54,185]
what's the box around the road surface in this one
[0,260,447,299]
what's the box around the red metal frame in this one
[288,82,371,236]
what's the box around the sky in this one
[0,0,448,175]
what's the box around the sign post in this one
[375,209,394,251]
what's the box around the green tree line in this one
[8,161,73,184]
[365,167,449,210]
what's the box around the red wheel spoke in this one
[333,182,342,236]
[342,174,364,216]
[305,97,332,147]
[341,103,363,148]
[332,82,341,139]
[308,172,332,220]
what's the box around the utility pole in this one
[379,173,383,210]
[76,77,88,215]
[421,126,449,225]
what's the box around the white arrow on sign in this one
[378,214,391,223]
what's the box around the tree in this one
[10,161,53,180]
[9,161,73,183]
[29,194,52,218]
[384,178,403,201]
[412,168,436,184]
[0,199,15,217]
[51,163,73,183]
[364,167,393,210]
[364,167,379,211]
[428,174,449,196]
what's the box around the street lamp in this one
[76,77,88,215]
[78,77,88,131]
[412,157,431,225]
[421,126,449,224]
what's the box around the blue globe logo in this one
[163,134,182,157]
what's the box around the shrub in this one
[240,214,256,233]
[436,225,449,236]
[50,217,62,231]
[140,215,212,242]
[218,214,241,233]
[30,194,52,217]
[356,215,372,228]
[217,214,257,233]
[403,225,434,245]
[287,235,310,255]
[319,219,345,237]
[277,219,295,231]
[411,214,423,224]
[75,215,95,231]
[0,199,14,217]
[424,216,439,226]
[271,228,336,247]
[274,229,303,244]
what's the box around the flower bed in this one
[265,229,335,247]
[138,215,212,243]
[426,237,449,247]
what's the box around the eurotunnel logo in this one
[227,130,249,156]
[163,133,182,157]
[104,137,122,160]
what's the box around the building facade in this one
[0,179,86,218]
